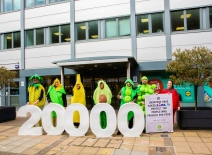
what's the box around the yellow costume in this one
[71,74,86,123]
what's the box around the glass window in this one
[210,7,212,28]
[152,13,164,33]
[119,17,130,36]
[61,25,70,42]
[36,0,44,5]
[50,26,59,44]
[4,33,12,49]
[10,82,19,95]
[187,9,200,30]
[25,0,34,8]
[13,0,20,10]
[137,14,149,34]
[76,23,86,41]
[4,0,12,12]
[36,28,44,45]
[26,30,34,46]
[88,21,98,39]
[171,10,184,31]
[50,0,59,3]
[13,32,21,48]
[105,18,116,38]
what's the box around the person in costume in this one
[71,74,86,127]
[46,78,67,127]
[162,80,180,123]
[26,74,46,126]
[93,80,112,129]
[117,78,137,135]
[136,76,156,115]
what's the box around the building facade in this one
[0,0,212,109]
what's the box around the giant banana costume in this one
[71,74,86,124]
[27,74,46,108]
[93,80,112,129]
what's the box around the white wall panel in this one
[76,38,132,58]
[25,44,70,69]
[75,1,130,22]
[25,3,70,29]
[0,12,20,33]
[137,35,166,61]
[170,0,212,10]
[172,32,212,52]
[0,50,20,70]
[135,0,164,14]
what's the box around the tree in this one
[0,66,17,90]
[166,46,212,110]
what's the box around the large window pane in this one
[152,13,164,33]
[187,9,200,30]
[36,28,44,45]
[13,32,21,48]
[36,0,44,5]
[10,82,19,95]
[61,25,70,42]
[210,7,212,28]
[171,10,184,31]
[11,96,20,109]
[76,23,86,41]
[119,17,130,36]
[4,0,12,12]
[26,30,34,46]
[50,26,59,44]
[89,21,98,39]
[105,18,116,38]
[137,14,149,34]
[13,0,21,10]
[50,0,59,3]
[4,33,12,49]
[25,0,34,8]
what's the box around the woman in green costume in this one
[93,80,112,129]
[47,78,67,127]
[117,78,137,135]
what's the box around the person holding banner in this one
[46,78,67,127]
[93,80,112,129]
[117,78,137,135]
[26,74,46,126]
[162,80,180,123]
[71,74,86,127]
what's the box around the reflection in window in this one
[36,0,44,5]
[137,14,149,34]
[13,32,21,48]
[210,7,212,28]
[25,0,34,8]
[61,25,70,42]
[50,0,59,3]
[119,17,130,36]
[76,23,86,41]
[105,18,116,38]
[13,0,21,10]
[4,0,12,12]
[187,9,200,30]
[50,26,59,44]
[10,82,19,95]
[26,30,34,46]
[89,21,98,39]
[171,10,184,31]
[36,28,44,45]
[152,13,163,33]
[4,33,12,49]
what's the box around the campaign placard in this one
[145,94,173,133]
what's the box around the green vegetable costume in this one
[136,76,156,115]
[46,78,66,118]
[120,78,137,121]
[93,80,112,129]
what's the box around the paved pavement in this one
[0,115,212,155]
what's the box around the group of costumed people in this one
[26,74,180,134]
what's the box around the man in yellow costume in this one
[71,74,86,127]
[26,74,46,126]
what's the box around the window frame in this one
[25,28,45,47]
[25,0,46,8]
[3,0,21,12]
[3,31,21,50]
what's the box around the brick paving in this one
[0,116,211,154]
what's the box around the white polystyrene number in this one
[64,103,89,136]
[118,103,144,137]
[18,105,43,135]
[90,103,116,138]
[42,103,65,135]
